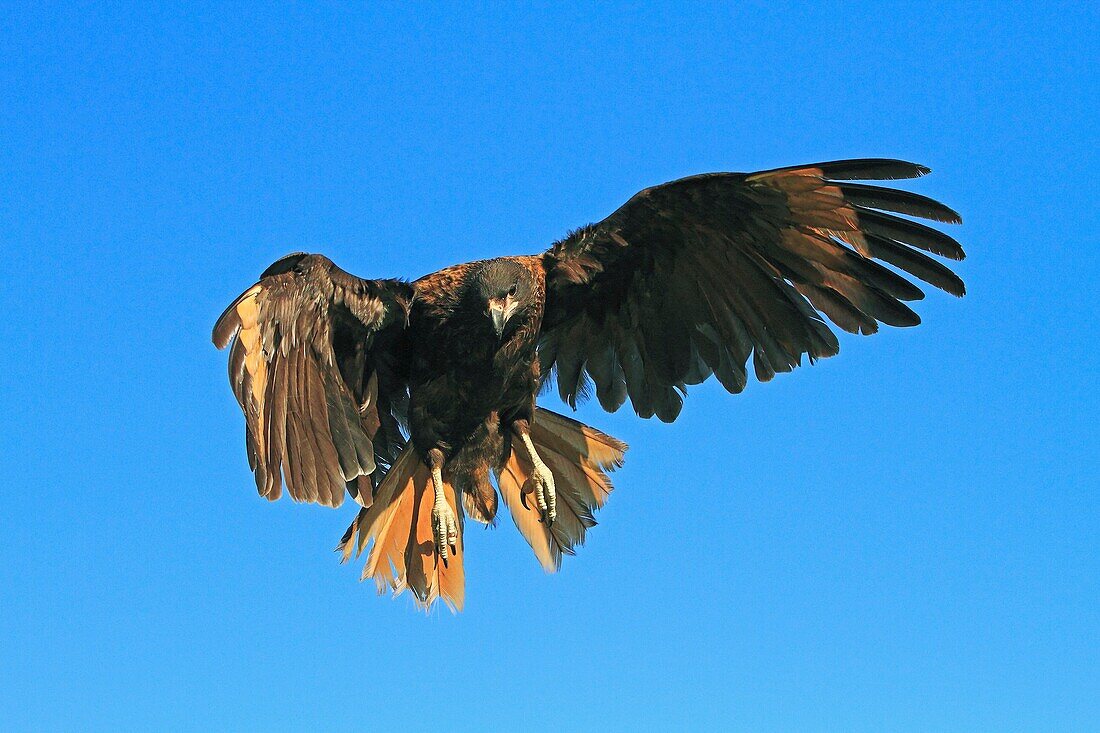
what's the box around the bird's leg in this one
[513,421,556,526]
[427,448,459,563]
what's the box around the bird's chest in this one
[406,307,541,443]
[418,323,535,402]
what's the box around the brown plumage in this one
[212,158,965,611]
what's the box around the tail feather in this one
[497,408,627,572]
[497,455,555,571]
[336,447,465,612]
[334,408,626,607]
[531,409,627,475]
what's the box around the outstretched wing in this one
[212,253,413,507]
[539,159,965,422]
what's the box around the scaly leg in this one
[514,423,557,526]
[427,448,459,562]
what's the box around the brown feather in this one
[498,409,626,571]
[356,448,465,612]
[540,159,964,417]
[212,254,413,508]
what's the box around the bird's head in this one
[474,259,534,338]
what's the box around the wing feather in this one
[540,160,965,419]
[212,253,413,506]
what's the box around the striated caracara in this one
[212,159,966,611]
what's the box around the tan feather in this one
[354,447,465,612]
[498,409,627,571]
[531,408,627,473]
[497,450,554,571]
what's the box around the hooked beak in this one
[489,298,516,338]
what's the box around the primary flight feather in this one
[212,159,965,611]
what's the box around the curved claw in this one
[431,501,459,565]
[532,463,557,527]
[517,431,557,527]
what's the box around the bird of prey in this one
[213,159,965,611]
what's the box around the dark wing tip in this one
[839,182,962,225]
[817,159,932,181]
[936,209,963,226]
[212,295,246,349]
[214,253,314,348]
[211,324,234,349]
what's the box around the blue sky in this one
[1,2,1097,731]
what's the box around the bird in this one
[212,158,965,611]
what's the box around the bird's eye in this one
[508,284,517,296]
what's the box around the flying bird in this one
[212,159,965,611]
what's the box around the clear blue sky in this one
[1,3,1097,731]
